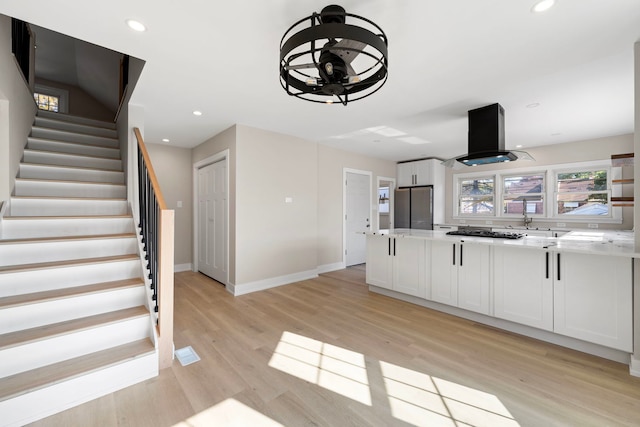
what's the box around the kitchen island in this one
[366,229,637,372]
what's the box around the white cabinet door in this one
[413,160,432,186]
[397,163,415,187]
[365,234,393,289]
[430,240,458,306]
[393,238,427,298]
[493,246,553,331]
[553,252,633,352]
[457,242,491,315]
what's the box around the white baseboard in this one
[233,269,319,296]
[174,263,192,273]
[317,262,346,274]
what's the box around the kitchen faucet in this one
[523,198,533,227]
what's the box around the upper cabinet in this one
[397,159,442,187]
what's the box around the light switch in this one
[177,201,183,208]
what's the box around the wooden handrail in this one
[133,127,174,370]
[134,127,167,209]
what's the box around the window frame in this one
[33,84,69,114]
[456,175,496,217]
[452,160,622,223]
[552,166,614,219]
[500,172,546,218]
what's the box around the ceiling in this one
[2,0,639,162]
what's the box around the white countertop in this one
[370,229,639,258]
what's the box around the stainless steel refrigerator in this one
[394,186,433,230]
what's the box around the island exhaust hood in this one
[442,103,533,168]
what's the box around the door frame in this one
[376,176,396,232]
[192,150,230,286]
[343,168,372,267]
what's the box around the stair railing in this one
[133,127,174,369]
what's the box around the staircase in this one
[0,111,158,427]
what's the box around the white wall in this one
[235,125,319,286]
[0,14,37,202]
[444,133,635,230]
[146,143,193,267]
[35,77,114,122]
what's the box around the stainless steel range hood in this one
[442,103,533,168]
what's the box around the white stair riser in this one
[19,164,124,184]
[23,150,122,171]
[0,351,157,427]
[36,110,117,130]
[9,198,128,216]
[1,218,135,239]
[0,316,149,378]
[34,117,118,139]
[27,138,121,159]
[0,286,146,334]
[30,127,119,148]
[14,180,126,198]
[0,237,138,267]
[0,259,142,297]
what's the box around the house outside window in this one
[33,92,59,112]
[502,174,545,216]
[555,169,610,216]
[458,176,494,215]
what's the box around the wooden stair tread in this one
[24,148,122,161]
[16,178,125,186]
[0,339,154,401]
[0,233,136,245]
[0,278,144,309]
[3,214,132,220]
[11,195,126,201]
[0,306,149,350]
[21,162,123,173]
[31,126,118,141]
[0,254,139,274]
[28,136,120,150]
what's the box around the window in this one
[33,92,59,112]
[502,174,545,216]
[458,176,494,215]
[555,169,609,216]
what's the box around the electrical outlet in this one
[556,222,566,228]
[588,223,599,229]
[176,201,183,208]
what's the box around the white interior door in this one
[198,160,227,283]
[345,171,371,266]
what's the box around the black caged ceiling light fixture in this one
[279,4,389,106]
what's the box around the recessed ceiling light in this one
[193,110,203,116]
[526,102,540,108]
[126,19,147,32]
[162,138,170,143]
[516,144,524,148]
[531,0,555,13]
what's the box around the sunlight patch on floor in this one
[173,398,283,427]
[268,331,372,405]
[269,331,521,427]
[381,361,520,427]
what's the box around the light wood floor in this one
[30,267,640,427]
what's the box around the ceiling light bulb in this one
[531,0,555,13]
[326,100,334,105]
[162,138,170,143]
[193,110,203,116]
[126,19,147,32]
[305,78,318,86]
[348,75,361,84]
[516,144,523,148]
[325,62,334,76]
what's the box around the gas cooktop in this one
[446,229,524,239]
